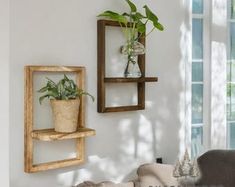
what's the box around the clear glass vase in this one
[124,55,142,78]
[121,41,145,78]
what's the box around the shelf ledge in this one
[104,77,158,83]
[103,105,144,113]
[31,128,96,141]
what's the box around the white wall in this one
[10,0,188,187]
[0,0,9,186]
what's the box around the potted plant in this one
[38,74,94,133]
[98,0,164,77]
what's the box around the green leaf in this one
[61,95,68,100]
[143,5,159,22]
[39,97,45,104]
[37,86,48,93]
[153,22,164,31]
[48,91,59,99]
[64,74,70,81]
[46,77,57,87]
[38,74,94,104]
[137,21,146,34]
[129,14,138,22]
[69,79,76,87]
[98,10,118,16]
[39,91,58,104]
[136,12,146,19]
[122,12,130,17]
[39,95,48,104]
[125,12,145,23]
[143,5,164,31]
[98,11,127,24]
[125,0,137,12]
[82,92,95,102]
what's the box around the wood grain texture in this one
[98,19,136,28]
[137,32,146,109]
[24,66,34,173]
[24,66,95,173]
[76,68,86,160]
[27,66,84,72]
[31,128,95,141]
[31,158,84,173]
[104,77,158,83]
[97,20,106,113]
[104,105,144,113]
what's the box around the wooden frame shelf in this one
[97,20,158,113]
[24,66,95,173]
[31,158,84,173]
[32,128,95,141]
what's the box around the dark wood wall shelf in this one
[104,77,158,83]
[97,20,158,113]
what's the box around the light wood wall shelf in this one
[97,20,158,113]
[31,128,95,141]
[24,66,95,173]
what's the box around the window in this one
[190,0,234,153]
[227,0,235,148]
[191,0,204,157]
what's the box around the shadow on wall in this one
[10,0,231,186]
[57,2,190,186]
[55,1,191,187]
[9,0,192,187]
[59,111,181,186]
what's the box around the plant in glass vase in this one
[98,0,164,77]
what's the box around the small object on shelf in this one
[50,99,80,133]
[121,41,145,78]
[38,74,94,133]
[120,41,145,56]
[98,0,164,78]
[124,58,142,78]
[97,19,158,113]
[24,66,96,173]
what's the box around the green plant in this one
[98,0,164,42]
[38,74,94,104]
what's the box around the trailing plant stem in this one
[145,27,155,38]
[119,22,129,41]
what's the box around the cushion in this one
[74,181,134,187]
[136,163,179,187]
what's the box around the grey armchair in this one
[196,149,235,187]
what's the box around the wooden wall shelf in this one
[24,66,95,173]
[31,158,84,173]
[97,20,158,113]
[32,128,95,141]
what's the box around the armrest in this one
[137,163,179,187]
